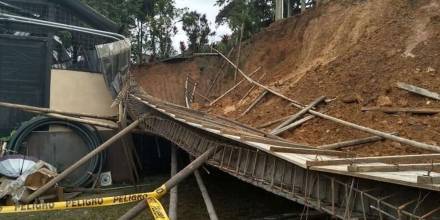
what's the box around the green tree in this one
[144,0,180,59]
[181,11,213,53]
[215,0,273,40]
[81,0,179,61]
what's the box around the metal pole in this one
[22,119,141,203]
[194,170,218,220]
[119,146,218,220]
[169,145,178,220]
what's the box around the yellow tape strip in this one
[150,185,167,199]
[146,197,169,220]
[0,191,154,214]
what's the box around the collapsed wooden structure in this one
[116,80,440,219]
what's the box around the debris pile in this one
[135,0,440,156]
[0,156,58,203]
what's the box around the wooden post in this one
[119,147,218,220]
[22,119,141,203]
[306,153,440,167]
[169,145,178,220]
[46,113,119,129]
[194,170,218,220]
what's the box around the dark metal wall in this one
[0,35,50,135]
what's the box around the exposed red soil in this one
[134,0,440,156]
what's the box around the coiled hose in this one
[6,116,104,188]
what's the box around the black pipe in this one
[50,0,120,33]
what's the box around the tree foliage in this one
[181,11,213,53]
[80,0,179,61]
[215,0,273,40]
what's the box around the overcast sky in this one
[173,0,231,50]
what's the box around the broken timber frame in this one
[212,47,440,153]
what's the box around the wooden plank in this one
[240,135,313,149]
[317,133,397,150]
[347,163,440,172]
[397,82,440,101]
[361,106,440,114]
[270,146,355,157]
[240,90,268,116]
[417,175,440,184]
[271,96,325,134]
[271,115,315,136]
[306,154,440,167]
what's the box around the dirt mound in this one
[135,0,440,156]
[206,0,440,156]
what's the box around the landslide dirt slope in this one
[206,0,440,156]
[134,0,440,156]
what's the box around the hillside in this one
[135,0,440,156]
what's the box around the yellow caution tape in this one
[0,191,154,214]
[150,185,167,199]
[0,185,170,220]
[146,197,169,220]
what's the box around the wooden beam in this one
[306,154,440,167]
[397,82,440,101]
[240,134,313,149]
[317,133,398,150]
[119,147,218,220]
[361,106,440,114]
[239,72,267,104]
[271,96,325,134]
[0,101,117,121]
[209,67,261,106]
[270,146,355,157]
[240,90,268,117]
[256,115,292,129]
[212,47,303,107]
[347,163,440,172]
[271,115,315,136]
[417,175,440,184]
